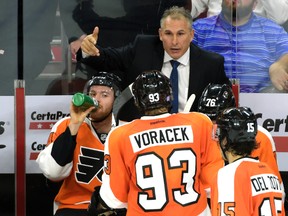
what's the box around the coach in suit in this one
[78,6,229,121]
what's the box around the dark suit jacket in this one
[79,35,229,121]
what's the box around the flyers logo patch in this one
[75,146,104,184]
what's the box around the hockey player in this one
[211,107,285,215]
[198,83,285,198]
[36,72,121,216]
[88,70,223,216]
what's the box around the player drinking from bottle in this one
[37,72,122,216]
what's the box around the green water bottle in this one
[72,92,98,111]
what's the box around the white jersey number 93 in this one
[135,149,199,211]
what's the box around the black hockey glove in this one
[87,186,127,216]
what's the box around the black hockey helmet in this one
[215,107,257,153]
[198,83,236,120]
[132,70,173,113]
[84,72,122,97]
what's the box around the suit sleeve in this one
[213,52,230,85]
[77,37,136,72]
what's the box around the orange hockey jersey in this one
[100,112,224,216]
[211,158,285,216]
[253,125,283,185]
[37,117,113,211]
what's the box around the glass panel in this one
[0,1,17,214]
[192,0,288,93]
[20,2,192,216]
[23,0,191,96]
[23,1,60,95]
[0,1,18,96]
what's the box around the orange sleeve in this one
[253,127,282,183]
[46,117,70,146]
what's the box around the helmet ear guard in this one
[132,70,173,113]
[198,83,236,121]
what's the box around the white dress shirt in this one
[161,48,190,112]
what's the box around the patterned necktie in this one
[170,60,180,113]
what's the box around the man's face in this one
[159,16,194,59]
[88,85,115,122]
[222,0,256,22]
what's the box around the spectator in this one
[191,0,288,25]
[211,106,285,215]
[198,83,285,199]
[88,70,224,215]
[192,0,288,93]
[36,72,122,216]
[78,6,229,122]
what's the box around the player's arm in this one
[36,125,77,181]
